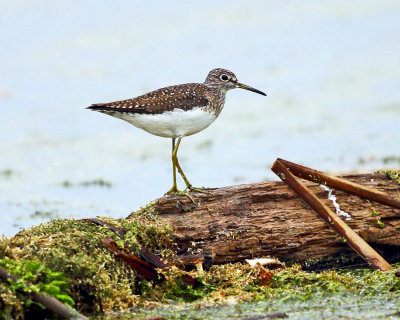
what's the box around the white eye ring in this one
[220,74,229,81]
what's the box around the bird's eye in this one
[220,74,229,81]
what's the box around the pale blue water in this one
[1,1,400,237]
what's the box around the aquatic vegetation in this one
[29,210,58,219]
[1,169,14,177]
[62,179,113,188]
[382,156,400,164]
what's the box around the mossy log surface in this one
[144,173,400,264]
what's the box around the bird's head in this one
[204,68,266,96]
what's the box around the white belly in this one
[112,107,218,138]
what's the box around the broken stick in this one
[277,158,400,210]
[101,237,163,281]
[272,159,393,271]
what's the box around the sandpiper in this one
[87,68,266,193]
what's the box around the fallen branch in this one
[101,237,162,281]
[277,158,400,210]
[271,159,393,271]
[0,266,88,320]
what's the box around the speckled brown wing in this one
[87,83,210,115]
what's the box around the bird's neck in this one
[205,85,227,116]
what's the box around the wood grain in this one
[142,173,400,264]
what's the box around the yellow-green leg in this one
[167,138,179,194]
[166,137,207,195]
[173,137,193,190]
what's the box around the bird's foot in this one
[165,186,181,195]
[185,185,209,194]
[165,185,208,205]
[165,188,198,204]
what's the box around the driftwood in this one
[148,173,400,265]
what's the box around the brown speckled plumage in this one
[89,83,216,115]
[87,68,264,117]
[87,68,266,192]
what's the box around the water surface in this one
[1,1,400,236]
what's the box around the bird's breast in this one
[113,107,218,138]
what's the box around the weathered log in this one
[147,173,400,264]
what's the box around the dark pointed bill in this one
[236,82,266,96]
[237,83,267,96]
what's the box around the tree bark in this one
[149,173,400,264]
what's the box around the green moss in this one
[375,169,400,184]
[267,264,400,298]
[160,269,213,302]
[0,258,74,319]
[0,212,174,316]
